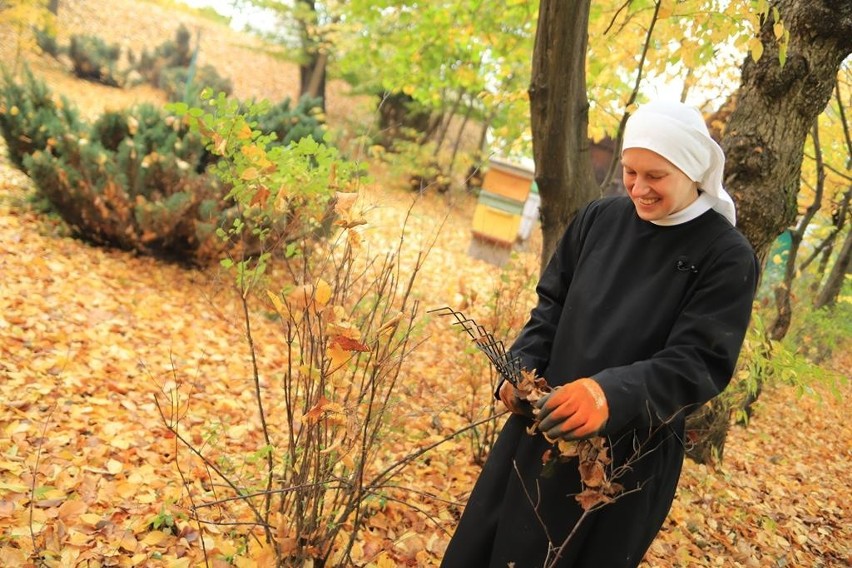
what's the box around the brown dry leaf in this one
[303,396,331,425]
[556,439,580,458]
[578,460,606,488]
[58,499,88,521]
[347,227,363,249]
[331,335,370,352]
[575,488,612,511]
[212,133,227,155]
[250,184,271,208]
[334,192,358,216]
[376,311,404,335]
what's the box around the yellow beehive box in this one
[481,158,535,203]
[472,204,522,246]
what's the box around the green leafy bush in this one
[251,94,328,147]
[0,66,82,170]
[172,92,362,269]
[68,34,122,87]
[783,286,852,364]
[24,104,232,264]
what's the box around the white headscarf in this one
[622,100,737,226]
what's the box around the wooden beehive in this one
[481,158,535,203]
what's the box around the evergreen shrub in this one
[68,34,122,87]
[129,24,232,104]
[0,66,82,170]
[34,26,60,58]
[24,103,233,264]
[159,64,232,103]
[133,24,193,87]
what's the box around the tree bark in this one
[770,120,825,340]
[814,225,852,309]
[301,51,327,102]
[298,0,327,109]
[686,0,852,464]
[528,0,599,273]
[723,0,852,263]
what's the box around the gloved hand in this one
[535,378,609,440]
[498,381,535,419]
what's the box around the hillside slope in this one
[0,0,372,126]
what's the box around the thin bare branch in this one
[600,0,664,193]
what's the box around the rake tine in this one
[431,306,522,385]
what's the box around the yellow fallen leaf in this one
[249,541,277,568]
[119,532,138,552]
[79,513,102,526]
[374,551,397,568]
[67,530,92,547]
[141,530,170,547]
[0,481,29,494]
[0,546,28,565]
[107,459,124,475]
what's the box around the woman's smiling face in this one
[622,148,700,222]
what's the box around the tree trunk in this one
[301,51,327,104]
[298,0,327,109]
[814,225,852,309]
[723,1,852,262]
[686,0,852,464]
[528,0,599,273]
[770,120,825,340]
[448,100,474,179]
[434,90,464,155]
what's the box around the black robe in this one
[442,196,758,568]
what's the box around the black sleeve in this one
[497,202,593,397]
[593,241,759,434]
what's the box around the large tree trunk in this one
[724,1,852,262]
[528,0,599,273]
[686,0,852,464]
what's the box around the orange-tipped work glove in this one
[498,381,535,419]
[535,378,609,440]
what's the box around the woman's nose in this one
[630,178,648,195]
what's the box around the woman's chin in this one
[633,204,662,221]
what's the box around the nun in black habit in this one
[441,100,759,568]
